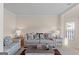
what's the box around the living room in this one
[0,3,79,55]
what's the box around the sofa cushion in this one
[26,40,39,44]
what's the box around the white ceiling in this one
[4,3,76,15]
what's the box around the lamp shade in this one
[15,30,22,36]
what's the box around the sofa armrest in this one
[4,42,21,55]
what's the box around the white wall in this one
[4,8,16,37]
[0,3,3,52]
[16,15,59,33]
[4,8,59,37]
[60,5,79,48]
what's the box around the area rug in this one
[25,45,61,55]
[53,49,61,55]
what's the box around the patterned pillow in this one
[4,36,13,46]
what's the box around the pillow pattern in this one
[4,36,13,46]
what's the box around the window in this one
[65,22,75,40]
